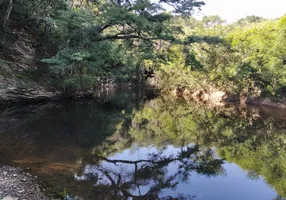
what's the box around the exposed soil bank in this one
[169,88,286,108]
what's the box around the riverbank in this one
[0,165,48,200]
[167,88,286,108]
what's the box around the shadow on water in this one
[0,88,286,199]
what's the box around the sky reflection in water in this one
[75,144,277,200]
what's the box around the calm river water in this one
[0,88,285,200]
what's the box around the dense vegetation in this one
[147,15,286,101]
[1,0,286,100]
[2,1,286,198]
[0,0,204,95]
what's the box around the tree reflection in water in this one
[0,91,285,199]
[74,145,224,200]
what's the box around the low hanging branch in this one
[2,0,13,29]
[96,34,156,41]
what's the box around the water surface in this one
[0,89,285,200]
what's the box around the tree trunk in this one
[2,0,13,29]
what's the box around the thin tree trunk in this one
[2,0,13,29]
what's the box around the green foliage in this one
[4,0,286,99]
[235,15,266,26]
[41,40,129,92]
[151,15,286,98]
[1,0,205,94]
[227,17,286,96]
[151,46,203,91]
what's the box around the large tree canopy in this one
[0,0,205,41]
[81,0,205,41]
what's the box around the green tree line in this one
[1,0,286,99]
[148,15,286,99]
